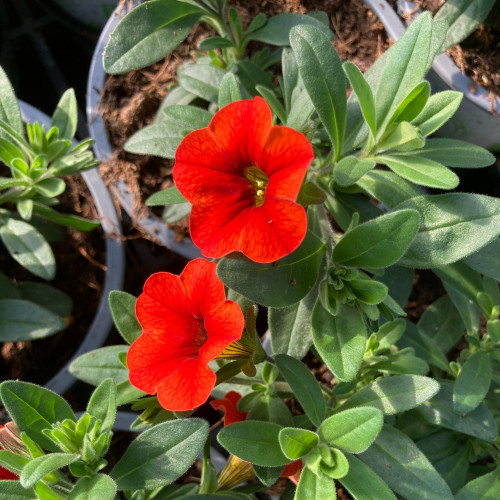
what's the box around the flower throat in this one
[244,166,268,208]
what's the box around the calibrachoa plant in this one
[0,66,100,344]
[1,1,500,500]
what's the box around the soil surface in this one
[0,175,105,388]
[97,0,392,239]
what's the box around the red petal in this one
[174,127,247,201]
[200,300,244,364]
[127,336,184,394]
[210,391,248,426]
[188,198,250,259]
[155,358,216,411]
[208,97,272,166]
[135,272,194,337]
[281,460,302,478]
[255,125,313,181]
[180,258,226,317]
[239,198,307,263]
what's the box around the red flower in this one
[127,259,245,412]
[211,391,248,426]
[173,97,314,263]
[0,426,18,480]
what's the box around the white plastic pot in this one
[86,1,202,260]
[19,100,126,396]
[363,0,500,152]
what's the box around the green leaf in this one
[0,481,36,499]
[68,475,117,500]
[275,354,326,426]
[32,203,100,232]
[373,319,406,354]
[252,464,283,487]
[124,123,182,159]
[256,85,287,124]
[374,13,432,137]
[396,193,500,268]
[408,138,495,168]
[378,266,414,308]
[359,425,453,500]
[349,279,388,305]
[333,157,375,187]
[290,24,346,160]
[374,154,458,190]
[453,351,491,413]
[372,351,429,376]
[342,61,376,138]
[339,375,440,415]
[340,454,397,500]
[0,299,66,342]
[18,281,72,317]
[464,239,500,281]
[268,280,318,359]
[319,407,383,454]
[108,291,141,344]
[433,261,483,304]
[51,89,77,141]
[332,209,420,269]
[356,170,423,209]
[295,466,336,500]
[0,65,23,136]
[178,63,226,103]
[17,199,33,221]
[397,321,451,373]
[411,91,462,137]
[0,218,55,279]
[217,421,290,467]
[415,380,497,442]
[218,72,242,109]
[417,296,464,353]
[247,394,293,427]
[234,60,273,97]
[312,301,366,382]
[0,381,75,452]
[286,87,315,132]
[375,122,424,154]
[162,201,191,223]
[216,231,325,308]
[455,468,500,500]
[87,379,117,433]
[198,36,234,50]
[435,0,497,51]
[278,427,318,459]
[20,453,79,488]
[110,418,208,490]
[33,178,66,197]
[249,13,333,46]
[0,138,26,169]
[69,346,130,386]
[103,0,204,74]
[159,104,212,130]
[390,81,430,125]
[0,449,29,475]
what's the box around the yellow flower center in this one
[244,166,268,207]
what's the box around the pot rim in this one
[19,100,126,396]
[85,0,201,260]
